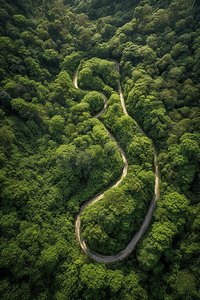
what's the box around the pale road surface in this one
[74,61,159,263]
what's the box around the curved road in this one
[74,61,159,263]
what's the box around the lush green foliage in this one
[0,0,200,299]
[77,57,119,91]
[64,0,141,26]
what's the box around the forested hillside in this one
[0,0,200,299]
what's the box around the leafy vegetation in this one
[0,0,200,299]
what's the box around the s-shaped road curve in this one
[74,60,159,263]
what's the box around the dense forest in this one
[0,0,200,299]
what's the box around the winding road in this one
[74,61,159,263]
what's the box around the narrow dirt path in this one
[74,61,159,263]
